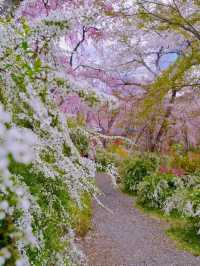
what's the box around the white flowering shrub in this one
[119,154,160,193]
[0,7,96,266]
[164,174,200,234]
[0,105,37,265]
[137,173,178,208]
[107,164,119,188]
[96,150,115,173]
[135,167,200,237]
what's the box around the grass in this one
[167,226,200,256]
[134,202,200,256]
[71,192,93,237]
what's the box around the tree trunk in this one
[151,89,177,151]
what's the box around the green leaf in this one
[22,19,31,35]
[34,58,42,72]
[21,41,28,50]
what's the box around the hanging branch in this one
[70,26,87,67]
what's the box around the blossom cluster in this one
[0,2,98,264]
[0,105,37,265]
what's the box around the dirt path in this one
[80,173,200,266]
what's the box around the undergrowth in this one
[135,200,200,256]
[9,160,92,265]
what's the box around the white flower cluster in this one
[0,6,98,264]
[0,105,37,265]
[163,174,200,235]
[107,163,119,188]
[81,157,97,179]
[0,0,143,261]
[0,104,37,179]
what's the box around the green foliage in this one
[0,14,95,266]
[166,185,200,227]
[182,154,200,174]
[169,145,200,174]
[62,143,72,157]
[137,173,177,208]
[137,202,200,256]
[9,160,70,265]
[8,160,92,265]
[0,180,21,266]
[135,43,200,151]
[67,117,90,156]
[119,153,160,193]
[95,150,115,172]
[70,129,89,156]
[167,225,200,256]
[140,49,199,118]
[44,20,69,30]
[125,153,200,254]
[67,117,78,129]
[137,1,200,42]
[78,90,100,107]
[70,193,92,238]
[40,149,56,164]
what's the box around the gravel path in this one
[80,173,200,266]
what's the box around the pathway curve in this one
[80,173,200,266]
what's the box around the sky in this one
[160,53,178,69]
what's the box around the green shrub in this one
[70,129,89,156]
[9,160,92,265]
[70,193,92,237]
[137,173,177,208]
[181,153,200,174]
[176,173,200,189]
[0,175,22,265]
[95,150,115,172]
[119,153,160,193]
[40,148,56,164]
[9,161,71,265]
[183,188,200,230]
[169,145,200,174]
[165,187,200,231]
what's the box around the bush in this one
[164,187,200,234]
[95,150,115,172]
[9,161,71,265]
[169,145,200,174]
[106,141,129,159]
[181,153,200,173]
[9,160,92,265]
[119,153,160,193]
[70,129,89,157]
[70,193,92,237]
[137,173,177,208]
